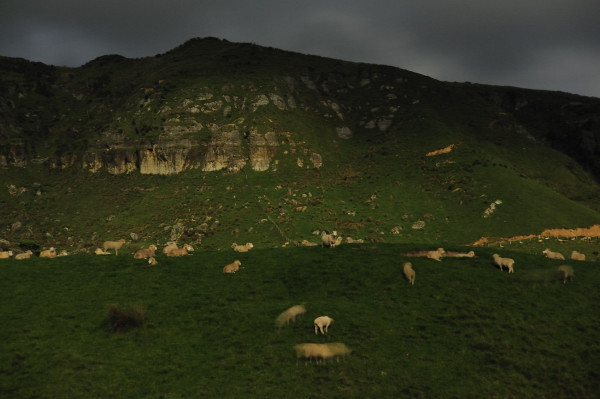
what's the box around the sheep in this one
[403,262,416,285]
[162,241,179,254]
[232,242,254,252]
[222,260,242,274]
[314,316,334,335]
[0,250,13,259]
[134,244,157,259]
[326,342,351,361]
[294,343,350,363]
[275,305,306,327]
[57,250,69,257]
[557,265,574,283]
[331,236,343,248]
[345,237,365,244]
[321,231,338,248]
[147,257,158,266]
[294,343,332,363]
[443,250,475,258]
[492,253,514,273]
[95,247,111,255]
[299,239,318,247]
[543,248,565,260]
[426,248,445,261]
[570,250,586,261]
[15,250,33,260]
[39,247,56,258]
[166,244,193,257]
[102,239,126,255]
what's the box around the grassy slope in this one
[1,245,598,398]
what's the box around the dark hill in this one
[1,37,600,252]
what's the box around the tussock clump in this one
[106,303,146,333]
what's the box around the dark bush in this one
[106,303,146,333]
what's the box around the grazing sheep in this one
[95,247,111,255]
[232,242,254,252]
[294,343,350,363]
[426,248,445,261]
[321,231,338,248]
[102,239,126,255]
[492,253,515,273]
[314,316,334,335]
[543,248,565,260]
[0,250,13,259]
[570,250,586,261]
[275,305,306,327]
[222,260,242,274]
[326,342,351,361]
[403,262,416,285]
[15,250,33,260]
[557,265,574,283]
[134,244,157,259]
[294,343,332,363]
[39,247,56,258]
[147,257,158,266]
[57,250,69,257]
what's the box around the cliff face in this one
[1,38,599,179]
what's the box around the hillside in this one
[1,37,600,252]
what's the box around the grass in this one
[1,245,599,398]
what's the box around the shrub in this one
[106,303,146,333]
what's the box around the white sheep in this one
[443,250,475,258]
[314,316,334,335]
[0,250,13,259]
[321,231,338,248]
[345,237,365,244]
[403,262,415,285]
[543,248,565,260]
[39,247,56,258]
[162,241,179,254]
[426,248,445,261]
[15,250,33,260]
[102,239,126,255]
[492,253,514,273]
[275,305,306,327]
[95,247,111,255]
[147,257,158,266]
[134,244,157,259]
[222,260,242,274]
[166,244,194,257]
[299,239,318,247]
[294,343,332,363]
[331,236,343,248]
[294,343,350,363]
[557,265,574,283]
[570,250,586,261]
[57,250,69,257]
[232,242,254,252]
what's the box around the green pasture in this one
[1,245,598,398]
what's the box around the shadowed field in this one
[1,244,598,398]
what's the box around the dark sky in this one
[1,0,599,98]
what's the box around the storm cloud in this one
[1,0,598,97]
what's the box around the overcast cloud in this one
[1,0,599,97]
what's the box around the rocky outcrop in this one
[249,131,278,171]
[202,126,246,172]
